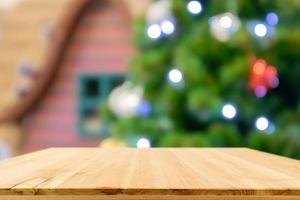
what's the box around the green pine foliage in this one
[104,0,300,159]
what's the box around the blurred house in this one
[0,0,150,157]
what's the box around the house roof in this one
[0,0,137,123]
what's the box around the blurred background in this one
[0,0,300,160]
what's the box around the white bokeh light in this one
[187,0,202,15]
[137,138,151,148]
[254,23,267,37]
[209,13,240,42]
[219,15,233,29]
[168,69,183,83]
[255,117,269,131]
[222,104,237,119]
[147,24,162,39]
[161,20,175,35]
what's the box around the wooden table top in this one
[0,148,300,199]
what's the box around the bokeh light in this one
[266,122,275,134]
[187,0,202,15]
[254,23,267,37]
[147,24,161,39]
[253,59,266,75]
[160,19,175,35]
[269,77,279,88]
[168,69,183,83]
[136,100,152,117]
[137,138,151,148]
[222,104,237,119]
[219,15,233,29]
[255,117,269,131]
[266,12,279,26]
[209,13,240,42]
[254,86,267,98]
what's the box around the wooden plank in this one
[0,148,299,198]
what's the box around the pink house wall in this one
[22,0,134,153]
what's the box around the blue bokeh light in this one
[266,12,279,26]
[136,100,152,117]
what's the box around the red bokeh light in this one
[249,59,279,97]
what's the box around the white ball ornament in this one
[108,82,143,118]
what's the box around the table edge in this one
[1,188,300,196]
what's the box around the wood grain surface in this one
[0,148,300,199]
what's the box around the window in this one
[85,78,99,98]
[78,74,126,137]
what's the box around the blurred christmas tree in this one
[103,0,300,159]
